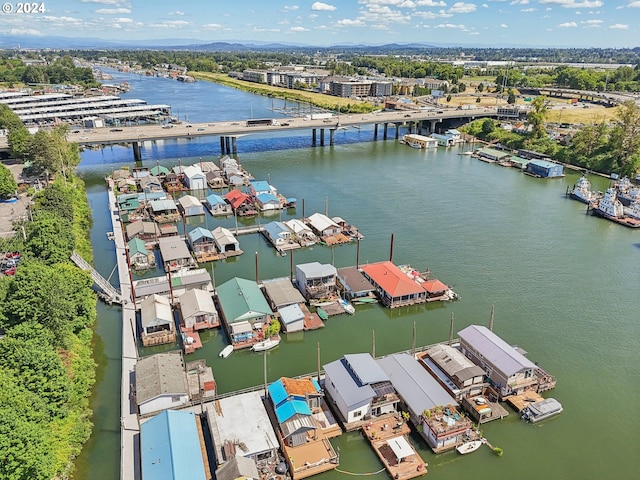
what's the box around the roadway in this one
[0,107,500,150]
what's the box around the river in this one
[74,71,638,480]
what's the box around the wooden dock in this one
[505,390,544,413]
[362,416,427,480]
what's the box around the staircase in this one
[70,251,123,304]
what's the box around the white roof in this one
[285,219,312,234]
[387,436,414,461]
[307,212,339,231]
[140,294,173,328]
[178,195,203,209]
[179,289,216,319]
[183,165,205,179]
[212,226,238,246]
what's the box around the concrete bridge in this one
[0,107,506,160]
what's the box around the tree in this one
[446,94,452,103]
[476,96,481,103]
[607,100,640,176]
[477,82,484,93]
[24,125,80,177]
[481,119,496,136]
[0,163,17,199]
[507,89,516,105]
[23,211,75,265]
[526,96,549,139]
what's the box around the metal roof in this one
[263,221,289,239]
[135,352,187,405]
[250,180,271,192]
[188,227,214,243]
[179,195,203,209]
[127,237,149,256]
[158,236,191,262]
[458,325,536,377]
[179,289,216,321]
[205,193,226,206]
[307,212,339,232]
[296,262,337,279]
[268,379,289,407]
[216,277,272,324]
[140,294,173,328]
[141,410,206,480]
[150,198,178,212]
[344,353,389,385]
[377,353,457,417]
[262,277,305,308]
[275,399,312,423]
[337,266,374,295]
[323,358,376,409]
[279,303,305,325]
[360,261,425,298]
[215,456,259,480]
[212,226,238,247]
[425,344,485,383]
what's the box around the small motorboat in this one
[251,336,281,352]
[456,440,484,455]
[219,345,234,358]
[339,298,355,315]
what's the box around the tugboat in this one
[591,188,640,228]
[568,175,600,204]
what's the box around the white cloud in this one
[149,20,190,28]
[627,1,640,6]
[511,0,529,4]
[500,23,508,27]
[609,23,628,29]
[539,0,603,8]
[284,5,300,10]
[337,18,366,26]
[42,15,85,26]
[202,23,223,30]
[557,21,578,27]
[290,26,310,31]
[113,17,133,23]
[415,0,447,5]
[434,23,467,28]
[311,2,337,11]
[482,3,489,7]
[169,11,185,16]
[581,19,602,24]
[414,10,453,18]
[522,7,536,11]
[95,8,131,14]
[9,27,43,35]
[448,2,477,13]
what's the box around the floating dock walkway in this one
[70,251,124,304]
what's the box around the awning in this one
[387,436,413,461]
[231,321,252,335]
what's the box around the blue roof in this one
[527,159,561,169]
[264,221,288,238]
[250,180,271,192]
[268,379,289,407]
[205,193,225,206]
[141,410,206,480]
[188,227,213,243]
[256,193,279,204]
[275,399,312,423]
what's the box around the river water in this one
[74,71,639,480]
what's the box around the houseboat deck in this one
[181,330,202,354]
[320,233,352,245]
[300,303,325,330]
[505,390,544,413]
[363,416,427,480]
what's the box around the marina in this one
[74,70,640,480]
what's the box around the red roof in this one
[421,279,448,293]
[360,261,425,297]
[224,189,250,209]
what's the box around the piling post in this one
[449,312,454,346]
[489,304,495,331]
[389,233,394,262]
[330,128,335,146]
[356,238,360,269]
[374,124,378,139]
[320,128,325,146]
[255,251,259,283]
[220,137,225,154]
[312,129,317,146]
[383,123,388,140]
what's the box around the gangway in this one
[70,251,124,305]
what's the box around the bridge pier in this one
[225,136,231,154]
[373,124,378,139]
[329,128,335,146]
[220,137,225,154]
[320,128,325,146]
[232,137,237,154]
[383,123,388,140]
[312,128,317,146]
[429,119,438,134]
[132,141,142,163]
[394,123,400,139]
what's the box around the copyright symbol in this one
[1,3,12,13]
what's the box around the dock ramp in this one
[70,251,124,305]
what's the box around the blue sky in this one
[1,0,639,48]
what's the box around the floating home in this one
[183,165,207,190]
[141,410,207,480]
[295,262,338,301]
[277,303,305,333]
[285,219,318,247]
[476,147,511,163]
[135,352,189,415]
[402,133,438,149]
[336,266,377,303]
[138,175,163,194]
[139,294,176,347]
[127,237,155,270]
[323,353,399,429]
[187,227,217,262]
[360,261,427,308]
[255,193,281,211]
[133,268,213,304]
[306,213,341,238]
[524,159,564,178]
[158,236,195,272]
[212,226,242,257]
[458,325,556,399]
[263,221,299,252]
[149,198,181,223]
[216,277,273,347]
[204,193,232,216]
[178,194,205,216]
[126,220,161,242]
[178,289,219,330]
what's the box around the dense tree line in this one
[0,54,98,87]
[0,175,97,480]
[463,100,640,177]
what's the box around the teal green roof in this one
[127,237,148,256]
[151,165,170,176]
[216,277,272,323]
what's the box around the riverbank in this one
[191,71,376,113]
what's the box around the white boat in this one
[251,336,281,352]
[456,440,484,455]
[592,188,625,219]
[219,345,234,358]
[521,398,563,423]
[339,298,355,315]
[569,175,599,204]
